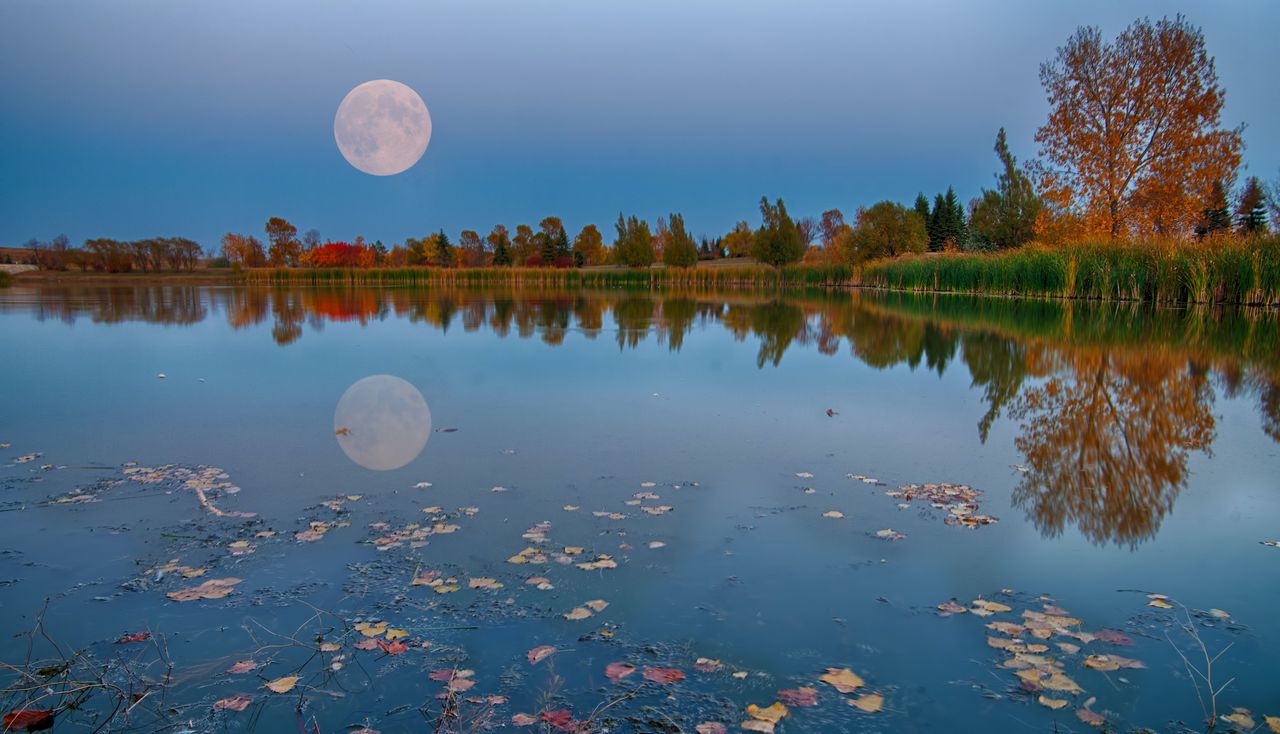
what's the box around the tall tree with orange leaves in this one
[1034,16,1243,239]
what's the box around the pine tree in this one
[929,193,947,251]
[662,213,698,267]
[1195,180,1232,239]
[435,229,453,266]
[555,228,571,261]
[491,233,511,265]
[1236,176,1269,235]
[913,193,931,230]
[944,186,967,248]
[538,231,556,265]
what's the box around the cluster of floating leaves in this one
[122,463,256,518]
[886,482,998,529]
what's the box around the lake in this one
[0,284,1277,733]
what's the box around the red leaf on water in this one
[429,669,458,681]
[116,631,151,644]
[540,709,574,728]
[605,661,636,681]
[377,640,407,655]
[1092,629,1134,646]
[642,667,685,684]
[354,639,379,651]
[2,709,54,731]
[212,694,252,712]
[527,645,556,665]
[777,687,818,707]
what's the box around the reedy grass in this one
[860,236,1280,306]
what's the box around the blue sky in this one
[2,0,1277,250]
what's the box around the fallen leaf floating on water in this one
[376,640,407,655]
[511,713,538,726]
[584,599,609,613]
[3,710,54,731]
[354,622,387,637]
[936,601,967,616]
[875,529,906,540]
[1264,715,1280,732]
[696,724,727,734]
[468,577,504,590]
[746,702,788,725]
[116,631,151,644]
[605,662,636,681]
[167,577,241,602]
[564,607,593,621]
[1083,654,1146,671]
[527,645,556,665]
[970,598,1012,615]
[849,693,884,713]
[1223,709,1255,729]
[795,472,814,479]
[227,660,257,674]
[385,628,408,640]
[1076,707,1106,727]
[1038,695,1068,710]
[643,667,685,684]
[227,540,255,556]
[741,722,774,733]
[1262,540,1279,548]
[1146,594,1174,609]
[354,639,379,651]
[526,576,554,590]
[318,642,341,652]
[213,694,252,712]
[648,541,666,549]
[826,408,837,417]
[334,427,350,436]
[264,676,300,693]
[540,710,573,728]
[819,667,864,693]
[777,687,817,707]
[822,511,844,519]
[576,555,618,571]
[693,657,723,673]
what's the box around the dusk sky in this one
[2,0,1277,250]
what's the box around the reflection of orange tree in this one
[1010,346,1215,547]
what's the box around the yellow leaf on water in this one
[745,702,788,723]
[385,628,408,640]
[1263,715,1280,732]
[1042,673,1083,694]
[354,622,387,638]
[1038,695,1068,710]
[1224,710,1255,729]
[318,642,341,652]
[564,607,592,621]
[972,599,1012,613]
[1147,599,1174,609]
[819,667,864,693]
[850,693,883,713]
[265,676,300,693]
[822,511,844,519]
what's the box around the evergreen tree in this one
[913,193,931,240]
[663,213,698,267]
[929,193,947,251]
[1236,176,1269,235]
[538,231,556,265]
[435,229,453,266]
[491,230,512,266]
[1195,179,1232,239]
[943,186,967,248]
[555,228,571,261]
[749,197,805,266]
[969,128,1043,249]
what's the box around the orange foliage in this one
[1034,16,1242,240]
[300,242,376,268]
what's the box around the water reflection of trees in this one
[9,284,1279,547]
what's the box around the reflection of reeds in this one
[861,236,1280,306]
[245,264,858,289]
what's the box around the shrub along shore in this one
[239,237,1280,307]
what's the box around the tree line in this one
[13,15,1277,275]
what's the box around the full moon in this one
[333,80,432,176]
[333,375,432,471]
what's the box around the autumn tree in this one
[512,225,537,265]
[722,221,753,258]
[1194,179,1232,239]
[794,217,817,247]
[750,197,805,267]
[488,225,512,266]
[265,217,301,266]
[1236,176,1269,235]
[459,229,486,267]
[302,228,321,253]
[613,213,654,267]
[843,201,927,263]
[572,224,604,266]
[221,233,267,268]
[1034,16,1243,238]
[662,213,698,268]
[819,209,846,249]
[969,128,1044,249]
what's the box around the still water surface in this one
[0,285,1276,732]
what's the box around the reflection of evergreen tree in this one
[661,298,698,352]
[961,332,1031,443]
[613,297,655,350]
